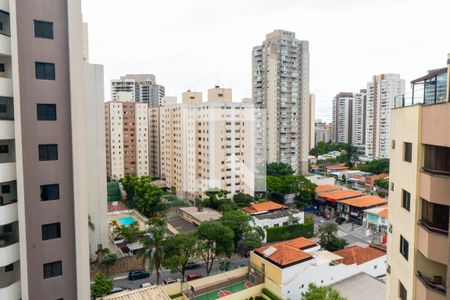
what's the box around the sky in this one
[81,0,450,122]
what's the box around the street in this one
[111,256,249,290]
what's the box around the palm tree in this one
[139,217,166,285]
[88,215,95,232]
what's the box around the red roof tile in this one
[316,185,343,194]
[334,246,385,265]
[255,237,317,267]
[338,196,387,208]
[242,201,287,214]
[317,190,364,202]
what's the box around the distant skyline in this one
[82,0,450,122]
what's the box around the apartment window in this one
[423,144,450,175]
[0,63,5,72]
[404,142,412,162]
[35,62,55,80]
[37,104,57,120]
[421,198,449,234]
[399,235,409,260]
[0,144,8,153]
[42,223,61,240]
[402,190,410,211]
[40,184,59,201]
[1,185,10,194]
[39,144,58,161]
[4,263,13,272]
[34,20,53,39]
[399,281,407,300]
[43,261,62,279]
[391,182,394,191]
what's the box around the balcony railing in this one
[417,271,447,295]
[419,220,448,236]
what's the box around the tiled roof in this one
[317,190,364,202]
[339,196,387,208]
[334,245,385,265]
[242,201,287,214]
[255,237,317,267]
[364,205,388,218]
[316,184,343,194]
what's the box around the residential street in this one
[111,256,249,290]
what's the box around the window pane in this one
[39,144,58,161]
[34,20,53,39]
[35,62,55,80]
[42,223,61,240]
[40,184,60,201]
[404,142,412,162]
[43,261,62,279]
[37,104,57,121]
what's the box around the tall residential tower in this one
[111,74,165,107]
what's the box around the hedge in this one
[266,221,314,243]
[169,293,183,299]
[262,288,281,300]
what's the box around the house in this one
[314,189,364,219]
[166,207,222,234]
[249,237,386,300]
[306,174,336,186]
[337,196,387,225]
[363,205,388,234]
[242,201,304,242]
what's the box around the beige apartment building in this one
[160,87,256,204]
[386,55,450,300]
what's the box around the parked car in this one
[163,278,177,284]
[185,261,200,270]
[110,286,130,294]
[128,270,150,281]
[186,273,203,281]
[140,282,153,288]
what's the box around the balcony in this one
[416,272,446,300]
[417,222,448,265]
[0,162,15,183]
[0,281,20,300]
[0,0,9,13]
[0,78,12,98]
[420,171,450,206]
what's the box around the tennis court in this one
[191,281,253,300]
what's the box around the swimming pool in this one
[118,216,136,226]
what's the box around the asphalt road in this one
[112,257,249,290]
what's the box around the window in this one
[40,184,59,201]
[391,182,394,191]
[42,223,61,240]
[1,185,10,194]
[39,144,58,161]
[35,62,55,80]
[34,20,53,39]
[423,144,450,175]
[391,140,396,149]
[43,261,62,279]
[421,199,449,234]
[5,263,13,272]
[400,235,409,260]
[0,63,5,72]
[404,142,412,162]
[37,104,57,121]
[399,281,407,300]
[402,190,410,211]
[0,145,8,153]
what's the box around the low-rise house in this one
[249,237,386,300]
[314,189,364,219]
[363,205,388,234]
[337,196,387,225]
[178,206,222,225]
[242,201,304,242]
[306,174,336,186]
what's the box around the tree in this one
[111,220,141,244]
[357,158,389,174]
[266,175,316,206]
[266,162,294,176]
[302,283,346,300]
[374,179,389,190]
[233,192,254,207]
[220,210,252,248]
[296,176,317,207]
[236,228,263,257]
[318,223,347,251]
[100,249,118,274]
[203,189,236,212]
[91,273,113,297]
[139,217,166,285]
[197,221,234,275]
[162,232,198,282]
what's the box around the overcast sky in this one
[81,0,450,122]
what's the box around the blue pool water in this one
[118,216,136,226]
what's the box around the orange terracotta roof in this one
[242,201,287,214]
[338,196,387,208]
[317,190,364,202]
[255,237,317,267]
[316,185,343,194]
[378,207,388,218]
[334,246,385,265]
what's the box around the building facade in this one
[352,89,367,153]
[160,87,256,204]
[314,120,330,146]
[0,0,93,298]
[332,92,353,144]
[365,74,405,160]
[386,57,449,300]
[252,30,310,174]
[111,74,165,107]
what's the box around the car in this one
[163,278,177,284]
[186,273,203,281]
[128,270,150,281]
[140,282,153,288]
[185,261,200,270]
[110,286,130,294]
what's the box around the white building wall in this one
[252,211,304,242]
[106,102,124,179]
[135,103,149,176]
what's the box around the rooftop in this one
[102,285,171,300]
[253,208,301,220]
[338,196,387,208]
[317,189,364,202]
[364,205,388,218]
[331,272,385,300]
[315,184,343,194]
[242,201,287,214]
[255,237,318,268]
[166,216,197,233]
[334,245,386,265]
[179,207,222,223]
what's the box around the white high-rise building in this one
[314,120,330,146]
[252,30,310,174]
[332,92,353,144]
[352,89,367,153]
[365,74,405,159]
[111,74,165,107]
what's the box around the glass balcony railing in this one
[0,97,13,120]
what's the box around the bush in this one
[255,296,265,300]
[170,293,183,299]
[262,288,281,300]
[266,223,314,243]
